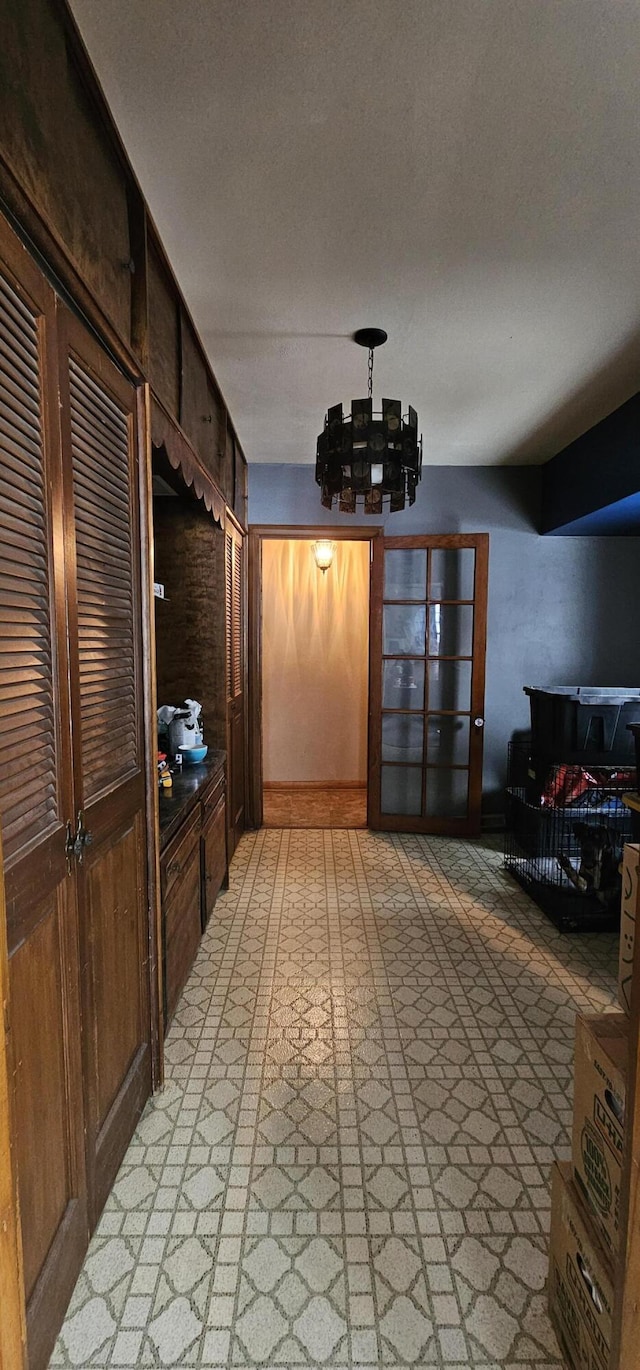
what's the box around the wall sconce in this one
[312,540,336,575]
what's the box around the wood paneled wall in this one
[0,0,248,527]
[153,496,227,752]
[147,239,180,419]
[0,0,133,344]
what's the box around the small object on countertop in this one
[158,701,204,755]
[157,753,173,789]
[179,744,208,765]
[173,752,183,770]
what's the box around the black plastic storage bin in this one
[525,686,640,766]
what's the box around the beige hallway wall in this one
[262,539,370,783]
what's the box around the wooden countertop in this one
[158,751,225,850]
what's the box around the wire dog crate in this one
[504,742,635,931]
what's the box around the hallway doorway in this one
[248,529,488,835]
[260,537,370,828]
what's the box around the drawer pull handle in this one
[167,859,182,875]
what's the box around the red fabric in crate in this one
[541,765,636,808]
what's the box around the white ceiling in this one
[70,0,640,467]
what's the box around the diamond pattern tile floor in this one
[51,828,618,1367]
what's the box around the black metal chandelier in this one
[315,328,422,514]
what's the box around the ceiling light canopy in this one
[315,329,422,514]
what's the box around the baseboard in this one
[481,812,505,833]
[264,780,367,791]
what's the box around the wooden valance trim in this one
[151,397,226,525]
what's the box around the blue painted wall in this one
[250,464,640,815]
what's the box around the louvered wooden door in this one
[226,522,245,857]
[0,228,88,1370]
[58,309,151,1225]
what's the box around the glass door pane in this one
[428,660,472,712]
[384,549,427,600]
[428,603,473,657]
[383,604,426,656]
[426,716,470,767]
[383,659,425,710]
[382,714,424,763]
[429,547,475,601]
[381,765,422,815]
[425,768,469,818]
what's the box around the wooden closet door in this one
[225,522,245,857]
[0,228,87,1370]
[58,308,151,1226]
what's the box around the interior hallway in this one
[51,829,618,1368]
[262,786,368,828]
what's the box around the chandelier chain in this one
[367,347,374,401]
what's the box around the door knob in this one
[474,717,485,729]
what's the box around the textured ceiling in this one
[70,0,640,466]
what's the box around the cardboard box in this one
[572,1013,628,1258]
[619,842,640,1014]
[548,1161,614,1370]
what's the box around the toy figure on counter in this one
[157,753,172,790]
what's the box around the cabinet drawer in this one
[163,836,201,1025]
[161,805,201,902]
[202,770,225,824]
[202,797,227,926]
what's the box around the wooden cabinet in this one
[234,442,248,528]
[0,0,136,347]
[0,0,250,524]
[147,235,180,419]
[58,310,151,1228]
[180,312,227,482]
[161,809,202,1025]
[202,794,227,928]
[0,830,25,1370]
[159,762,227,1025]
[0,215,152,1370]
[0,227,88,1370]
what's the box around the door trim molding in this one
[139,385,163,1090]
[247,526,383,829]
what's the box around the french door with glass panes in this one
[368,535,488,834]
